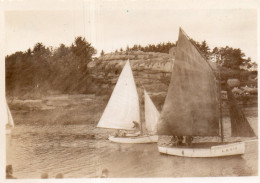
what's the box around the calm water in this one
[6,115,258,178]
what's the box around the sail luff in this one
[180,28,215,73]
[158,28,219,136]
[6,100,14,128]
[7,105,14,127]
[97,60,140,130]
[144,90,160,135]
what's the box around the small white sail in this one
[144,90,160,134]
[6,103,14,128]
[97,60,140,130]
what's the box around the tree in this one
[200,40,210,59]
[53,44,69,58]
[100,50,105,56]
[6,36,98,96]
[26,48,32,56]
[126,45,130,52]
[32,42,51,60]
[190,39,210,59]
[71,36,96,63]
[212,46,247,69]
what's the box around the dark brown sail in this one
[226,86,255,137]
[157,28,219,136]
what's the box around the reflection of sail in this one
[158,28,219,136]
[226,86,255,137]
[97,60,140,130]
[144,90,160,134]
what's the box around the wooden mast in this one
[218,63,224,143]
[139,84,143,135]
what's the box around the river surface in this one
[6,109,258,178]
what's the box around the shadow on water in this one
[158,153,249,177]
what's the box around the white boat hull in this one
[125,133,139,137]
[109,135,158,144]
[158,142,245,157]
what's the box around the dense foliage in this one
[6,36,257,98]
[123,42,177,54]
[6,37,96,97]
[114,40,256,70]
[212,46,252,70]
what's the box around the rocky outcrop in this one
[87,50,257,111]
[88,50,175,111]
[227,79,240,88]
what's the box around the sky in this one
[4,1,258,62]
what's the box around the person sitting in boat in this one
[170,136,178,146]
[114,131,119,137]
[6,165,16,179]
[55,173,64,178]
[185,136,193,146]
[100,168,109,178]
[132,121,140,130]
[121,132,126,137]
[177,136,184,146]
[41,173,48,179]
[132,121,141,136]
[115,130,126,137]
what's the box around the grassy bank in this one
[8,94,257,126]
[9,95,106,126]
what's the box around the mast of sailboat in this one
[139,83,144,135]
[127,55,143,135]
[218,63,224,143]
[126,47,142,134]
[139,88,143,135]
[180,27,224,140]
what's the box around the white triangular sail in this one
[97,60,140,130]
[6,103,14,128]
[144,90,160,134]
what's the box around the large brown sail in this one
[226,86,255,137]
[158,28,219,136]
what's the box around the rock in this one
[87,51,175,110]
[227,79,240,88]
[232,87,243,94]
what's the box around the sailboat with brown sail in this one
[97,60,159,143]
[157,28,256,157]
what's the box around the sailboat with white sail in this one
[157,28,256,157]
[97,60,159,143]
[5,99,15,134]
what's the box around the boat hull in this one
[109,135,158,144]
[158,142,245,157]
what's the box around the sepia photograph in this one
[1,0,259,182]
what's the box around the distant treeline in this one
[104,39,256,70]
[6,37,96,97]
[6,36,257,98]
[190,39,254,70]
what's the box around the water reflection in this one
[6,123,258,178]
